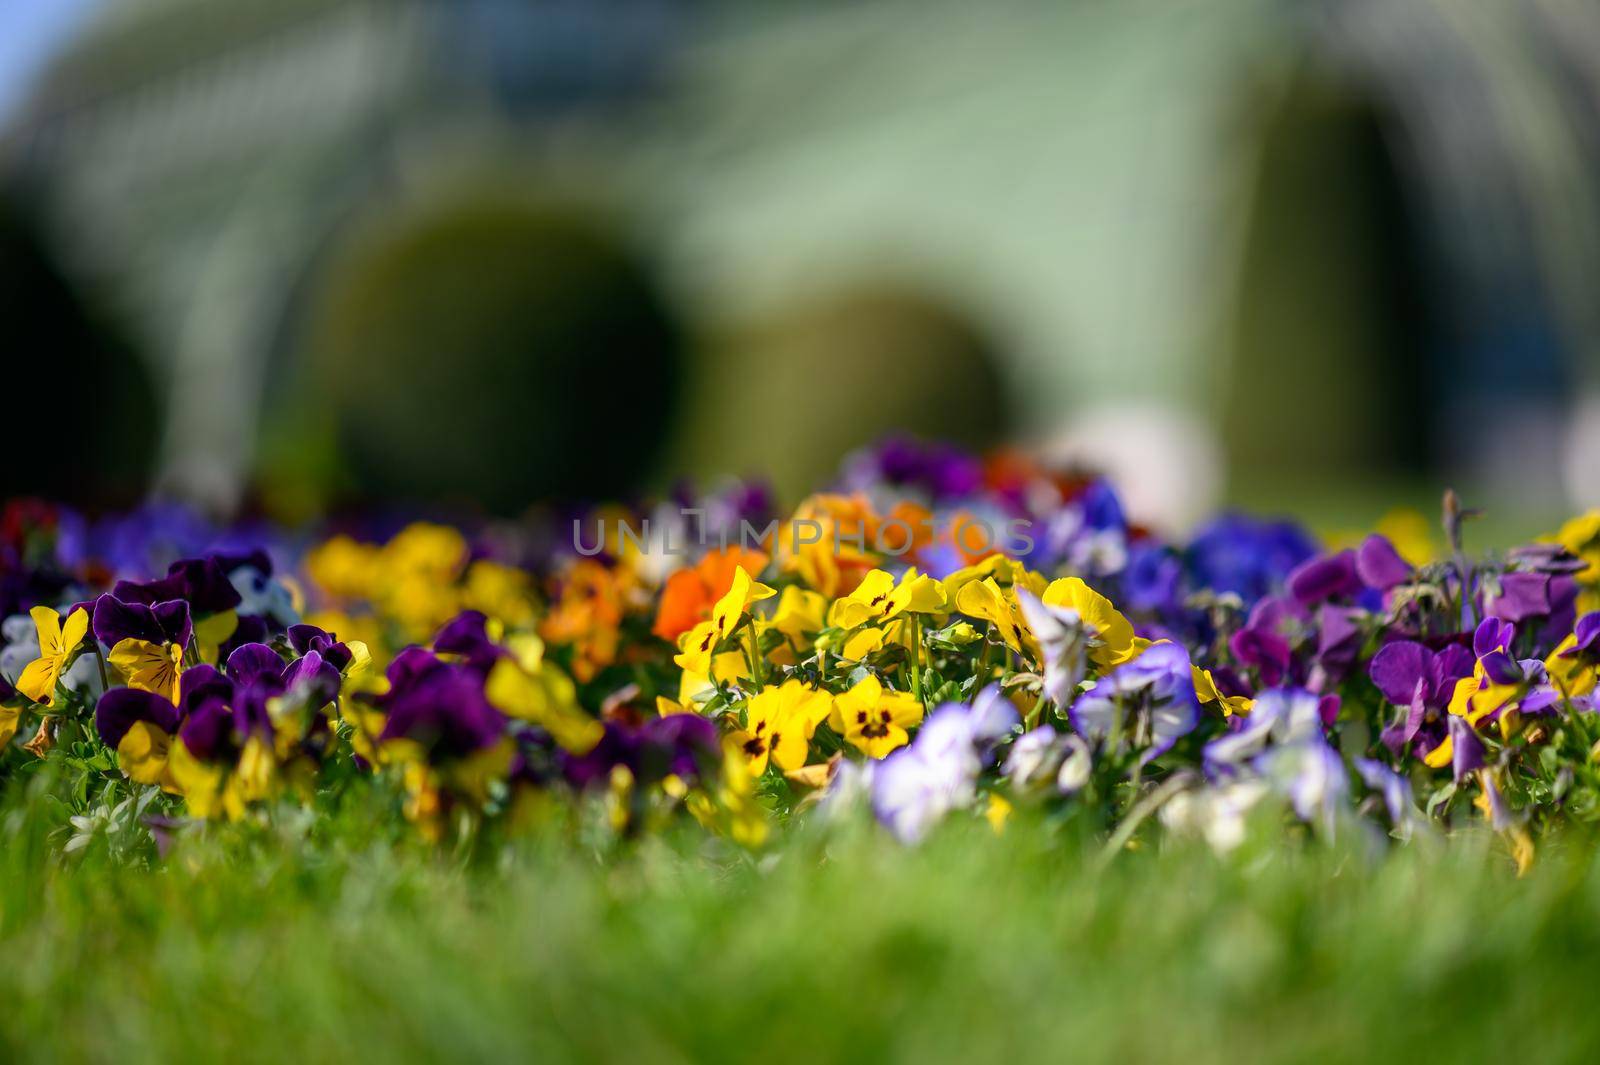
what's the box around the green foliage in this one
[2,768,1600,1063]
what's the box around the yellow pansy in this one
[687,737,770,847]
[382,522,469,578]
[731,680,831,775]
[828,568,948,629]
[834,675,923,759]
[675,566,774,675]
[109,638,184,705]
[941,555,1045,601]
[1375,508,1437,566]
[767,586,827,644]
[341,700,388,765]
[462,559,537,627]
[167,739,233,820]
[0,701,21,749]
[712,565,775,636]
[1423,666,1526,769]
[985,793,1012,834]
[304,535,382,600]
[484,654,602,755]
[16,606,89,706]
[116,721,174,787]
[1041,577,1138,667]
[954,577,1030,653]
[1546,634,1597,700]
[192,610,239,663]
[1192,666,1252,717]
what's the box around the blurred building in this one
[2,0,1597,522]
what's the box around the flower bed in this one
[2,440,1597,868]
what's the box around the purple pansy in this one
[373,653,506,762]
[560,714,717,790]
[113,557,242,616]
[871,704,983,843]
[1068,641,1198,763]
[94,687,181,750]
[91,593,193,649]
[1355,535,1413,590]
[1287,550,1363,607]
[1368,639,1475,757]
[432,610,505,675]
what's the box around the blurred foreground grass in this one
[4,783,1600,1065]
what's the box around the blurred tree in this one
[675,288,1008,499]
[283,193,682,514]
[1223,80,1431,491]
[0,192,159,505]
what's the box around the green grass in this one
[5,775,1600,1065]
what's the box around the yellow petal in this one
[29,606,62,659]
[117,721,172,785]
[59,608,89,655]
[109,639,183,705]
[1043,577,1134,664]
[889,570,949,616]
[16,656,60,705]
[841,627,887,661]
[784,762,832,790]
[168,739,226,819]
[985,793,1012,834]
[193,610,240,659]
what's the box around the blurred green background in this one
[0,0,1596,536]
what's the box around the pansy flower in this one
[652,546,770,643]
[1355,534,1414,591]
[775,493,881,598]
[1068,641,1198,763]
[871,703,986,843]
[730,680,831,775]
[1545,613,1600,699]
[0,673,22,748]
[1191,665,1253,718]
[826,567,947,630]
[1368,638,1475,757]
[1039,577,1139,668]
[833,675,924,759]
[953,576,1033,654]
[91,593,192,649]
[1015,587,1091,709]
[113,557,244,653]
[767,585,828,654]
[1423,619,1558,770]
[673,565,774,676]
[16,605,88,706]
[484,634,603,755]
[1287,549,1364,607]
[1203,688,1325,777]
[108,637,185,706]
[95,687,181,786]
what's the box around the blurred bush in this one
[276,191,683,515]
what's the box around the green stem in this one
[909,615,924,706]
[1024,690,1047,731]
[1096,772,1193,871]
[92,643,110,692]
[743,617,766,689]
